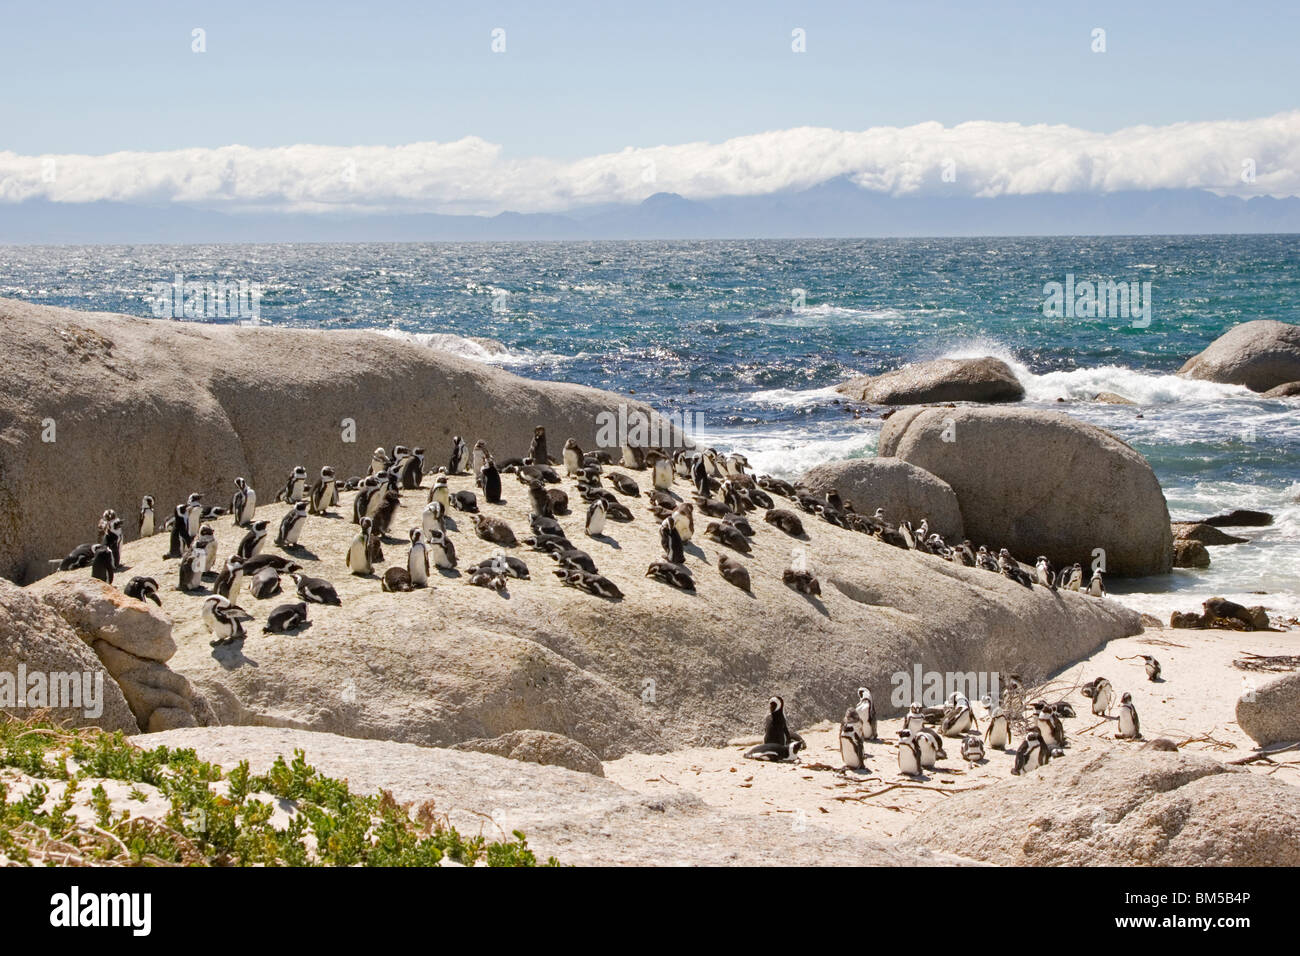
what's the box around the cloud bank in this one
[2,113,1297,215]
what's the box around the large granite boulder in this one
[1236,672,1300,747]
[836,356,1024,405]
[0,578,136,732]
[452,730,605,777]
[902,749,1300,866]
[1178,320,1300,392]
[879,407,1173,576]
[0,296,674,583]
[799,457,964,541]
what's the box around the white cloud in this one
[2,112,1297,215]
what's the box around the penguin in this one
[562,438,584,477]
[89,544,115,585]
[984,706,1011,749]
[586,499,608,537]
[123,576,161,606]
[231,478,256,527]
[961,734,985,765]
[382,567,415,592]
[1063,563,1084,591]
[691,455,711,498]
[466,567,507,591]
[370,490,402,537]
[915,728,944,768]
[703,520,750,554]
[177,548,205,592]
[351,477,379,524]
[1117,692,1141,739]
[1142,655,1162,682]
[554,568,623,599]
[782,567,820,595]
[671,501,695,543]
[293,573,341,606]
[1034,701,1066,753]
[855,688,878,740]
[1082,677,1115,716]
[396,450,423,490]
[645,561,695,591]
[309,467,338,515]
[479,456,503,505]
[659,516,685,564]
[239,553,301,575]
[163,504,192,558]
[202,595,254,646]
[606,472,639,497]
[903,701,926,735]
[940,692,977,737]
[101,517,124,571]
[139,496,156,538]
[763,509,804,537]
[451,490,479,513]
[248,566,282,600]
[183,493,203,539]
[263,602,309,634]
[277,466,308,504]
[276,500,309,549]
[191,524,216,574]
[529,426,549,466]
[1035,556,1057,590]
[998,548,1034,588]
[346,518,375,575]
[743,696,806,761]
[975,545,1000,573]
[897,731,923,776]
[470,440,489,477]
[1012,728,1050,775]
[1088,569,1107,597]
[473,514,517,546]
[448,436,468,475]
[651,453,673,491]
[236,520,271,560]
[716,553,751,593]
[368,447,388,476]
[407,529,429,587]
[474,553,529,580]
[214,555,246,603]
[839,714,867,771]
[427,527,457,569]
[421,501,446,539]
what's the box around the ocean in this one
[3,235,1298,621]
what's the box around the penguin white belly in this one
[840,735,864,770]
[653,460,672,490]
[227,572,244,604]
[898,743,920,775]
[283,518,303,546]
[563,449,581,476]
[431,486,449,509]
[140,513,155,537]
[347,539,371,574]
[987,718,1009,749]
[408,547,428,586]
[421,510,441,537]
[431,543,454,569]
[916,735,937,767]
[672,512,692,542]
[856,702,875,737]
[241,491,256,523]
[587,508,606,536]
[1118,708,1137,737]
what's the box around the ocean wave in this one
[747,385,845,407]
[693,428,878,478]
[372,327,534,365]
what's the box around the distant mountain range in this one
[3,178,1297,243]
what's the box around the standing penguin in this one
[940,692,977,737]
[448,436,469,475]
[1088,569,1107,597]
[276,500,309,549]
[855,688,878,740]
[659,516,685,564]
[202,595,254,646]
[183,493,204,539]
[743,696,806,761]
[139,496,156,538]
[277,466,308,504]
[428,473,450,509]
[915,728,944,768]
[470,440,489,478]
[984,706,1011,749]
[236,520,270,560]
[839,711,867,771]
[215,555,246,603]
[231,478,257,527]
[346,518,375,575]
[177,547,205,592]
[1012,728,1051,775]
[671,501,694,543]
[426,526,457,569]
[961,734,985,765]
[585,499,608,537]
[368,447,388,476]
[1083,677,1115,716]
[897,731,923,776]
[479,456,503,505]
[407,528,429,588]
[1063,563,1084,591]
[1034,701,1066,753]
[90,544,116,585]
[421,501,446,538]
[651,453,673,491]
[1117,692,1142,739]
[527,479,553,518]
[562,438,584,477]
[1142,655,1162,682]
[309,467,338,515]
[194,525,217,573]
[903,701,926,735]
[1035,556,1057,590]
[529,426,549,465]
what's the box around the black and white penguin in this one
[231,478,256,527]
[1012,728,1050,775]
[427,472,451,511]
[190,524,215,574]
[309,467,338,515]
[743,696,806,761]
[1034,701,1066,753]
[202,595,254,646]
[839,712,867,771]
[451,490,479,513]
[659,516,685,564]
[382,566,415,592]
[466,567,507,591]
[90,544,116,585]
[163,504,192,559]
[585,499,608,537]
[427,527,457,569]
[1142,655,1162,682]
[562,438,584,478]
[263,602,309,634]
[248,566,282,600]
[101,517,124,571]
[1082,677,1115,716]
[214,555,246,603]
[855,688,878,740]
[903,701,926,735]
[177,548,205,592]
[346,518,374,575]
[366,447,387,477]
[961,734,985,765]
[529,426,549,466]
[915,728,945,768]
[553,568,623,599]
[671,501,694,544]
[407,529,429,588]
[277,466,308,504]
[703,520,750,554]
[1088,569,1107,597]
[138,496,156,538]
[650,452,673,491]
[471,440,489,477]
[479,456,503,505]
[897,731,923,776]
[975,545,1000,573]
[940,692,977,737]
[1063,563,1084,591]
[1117,692,1141,739]
[183,493,203,540]
[448,436,469,475]
[645,561,695,591]
[998,549,1034,588]
[1035,556,1057,590]
[236,519,270,560]
[474,553,529,580]
[293,573,341,606]
[421,501,446,539]
[276,500,309,549]
[716,552,751,593]
[984,706,1011,749]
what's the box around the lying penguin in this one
[743,696,806,762]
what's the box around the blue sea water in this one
[2,236,1298,619]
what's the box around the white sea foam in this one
[748,385,844,407]
[372,327,534,365]
[695,427,878,478]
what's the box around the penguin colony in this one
[744,669,1157,780]
[54,429,1134,762]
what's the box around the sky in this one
[1,1,1298,216]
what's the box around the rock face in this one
[798,458,964,541]
[0,579,136,732]
[902,750,1300,866]
[1172,539,1210,569]
[1263,381,1300,398]
[836,356,1024,405]
[1178,320,1300,392]
[879,407,1173,576]
[1236,672,1300,746]
[37,466,1141,759]
[0,297,672,584]
[452,730,605,777]
[140,726,970,866]
[1203,509,1272,528]
[1171,522,1247,546]
[30,579,213,733]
